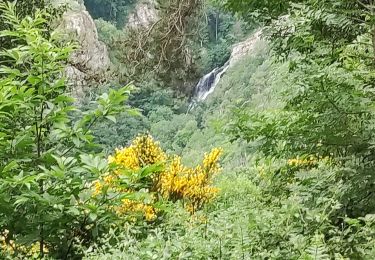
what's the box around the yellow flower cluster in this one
[117,199,158,221]
[92,174,117,196]
[203,148,222,173]
[93,134,223,220]
[287,157,317,167]
[158,148,223,213]
[93,179,158,222]
[287,155,331,168]
[109,134,167,170]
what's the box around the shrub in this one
[0,3,132,258]
[93,134,223,221]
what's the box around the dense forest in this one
[1,0,375,259]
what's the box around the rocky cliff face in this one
[127,0,158,28]
[229,30,262,67]
[54,0,111,97]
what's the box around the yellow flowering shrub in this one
[93,134,223,220]
[159,148,223,213]
[108,134,167,170]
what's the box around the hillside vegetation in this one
[1,0,375,259]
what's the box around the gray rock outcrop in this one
[54,0,111,97]
[127,0,158,28]
[229,30,263,67]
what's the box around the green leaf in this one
[106,115,117,123]
[2,161,18,172]
[139,163,164,179]
[89,212,98,222]
[68,207,80,216]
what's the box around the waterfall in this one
[188,30,262,112]
[195,61,230,101]
[188,61,230,110]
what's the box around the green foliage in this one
[94,18,121,47]
[222,0,375,257]
[150,113,198,154]
[197,5,249,72]
[81,9,375,254]
[227,0,375,215]
[84,165,375,259]
[0,0,68,54]
[0,3,133,258]
[2,0,375,258]
[217,0,297,23]
[221,0,372,57]
[86,87,185,151]
[81,0,375,254]
[84,0,136,27]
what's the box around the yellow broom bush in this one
[93,134,223,220]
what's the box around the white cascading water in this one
[188,30,262,112]
[188,61,230,111]
[194,61,230,101]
